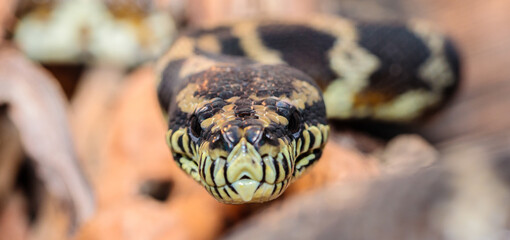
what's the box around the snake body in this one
[156,15,461,204]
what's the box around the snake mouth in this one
[199,152,294,203]
[196,137,295,203]
[202,179,290,204]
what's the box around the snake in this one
[155,15,461,204]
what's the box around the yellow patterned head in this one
[165,64,329,203]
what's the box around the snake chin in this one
[197,139,295,203]
[203,179,290,204]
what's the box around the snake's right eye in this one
[189,115,202,138]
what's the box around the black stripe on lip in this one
[308,131,316,151]
[200,155,208,181]
[209,159,217,186]
[261,159,266,184]
[273,157,280,184]
[185,133,193,155]
[173,153,183,165]
[177,134,185,153]
[213,187,222,199]
[223,186,232,199]
[281,154,288,180]
[271,183,278,196]
[223,158,229,185]
[277,181,286,196]
[296,149,323,173]
[299,134,307,153]
[255,182,262,191]
[319,130,326,146]
[228,184,238,195]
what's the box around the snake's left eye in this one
[189,115,202,138]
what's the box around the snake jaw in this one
[168,117,329,204]
[195,136,295,204]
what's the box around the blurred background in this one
[0,0,509,239]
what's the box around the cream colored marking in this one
[253,182,276,201]
[273,182,283,196]
[208,185,220,199]
[232,21,284,64]
[212,181,287,204]
[156,36,195,75]
[325,81,440,121]
[207,148,228,163]
[170,129,185,153]
[374,90,439,121]
[175,83,203,113]
[165,130,173,148]
[262,111,277,123]
[309,15,380,86]
[182,132,191,156]
[308,126,323,149]
[213,160,226,186]
[220,188,232,201]
[216,188,226,200]
[202,99,290,131]
[276,153,286,183]
[179,158,200,182]
[191,143,197,157]
[199,152,206,176]
[296,139,302,157]
[258,144,280,158]
[296,154,316,171]
[409,20,455,92]
[278,138,292,170]
[307,15,357,39]
[200,117,215,129]
[321,124,330,142]
[225,186,239,202]
[323,44,381,119]
[203,156,214,186]
[277,115,290,125]
[306,15,381,119]
[290,139,297,158]
[323,79,360,118]
[263,156,277,184]
[281,80,323,110]
[257,115,272,127]
[179,55,230,79]
[196,34,221,53]
[301,129,311,154]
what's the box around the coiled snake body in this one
[156,15,460,204]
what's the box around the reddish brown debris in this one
[0,47,94,225]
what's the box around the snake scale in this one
[156,15,461,204]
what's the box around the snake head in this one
[165,65,329,203]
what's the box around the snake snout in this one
[226,139,263,183]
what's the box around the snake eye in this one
[287,110,301,135]
[189,115,202,138]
